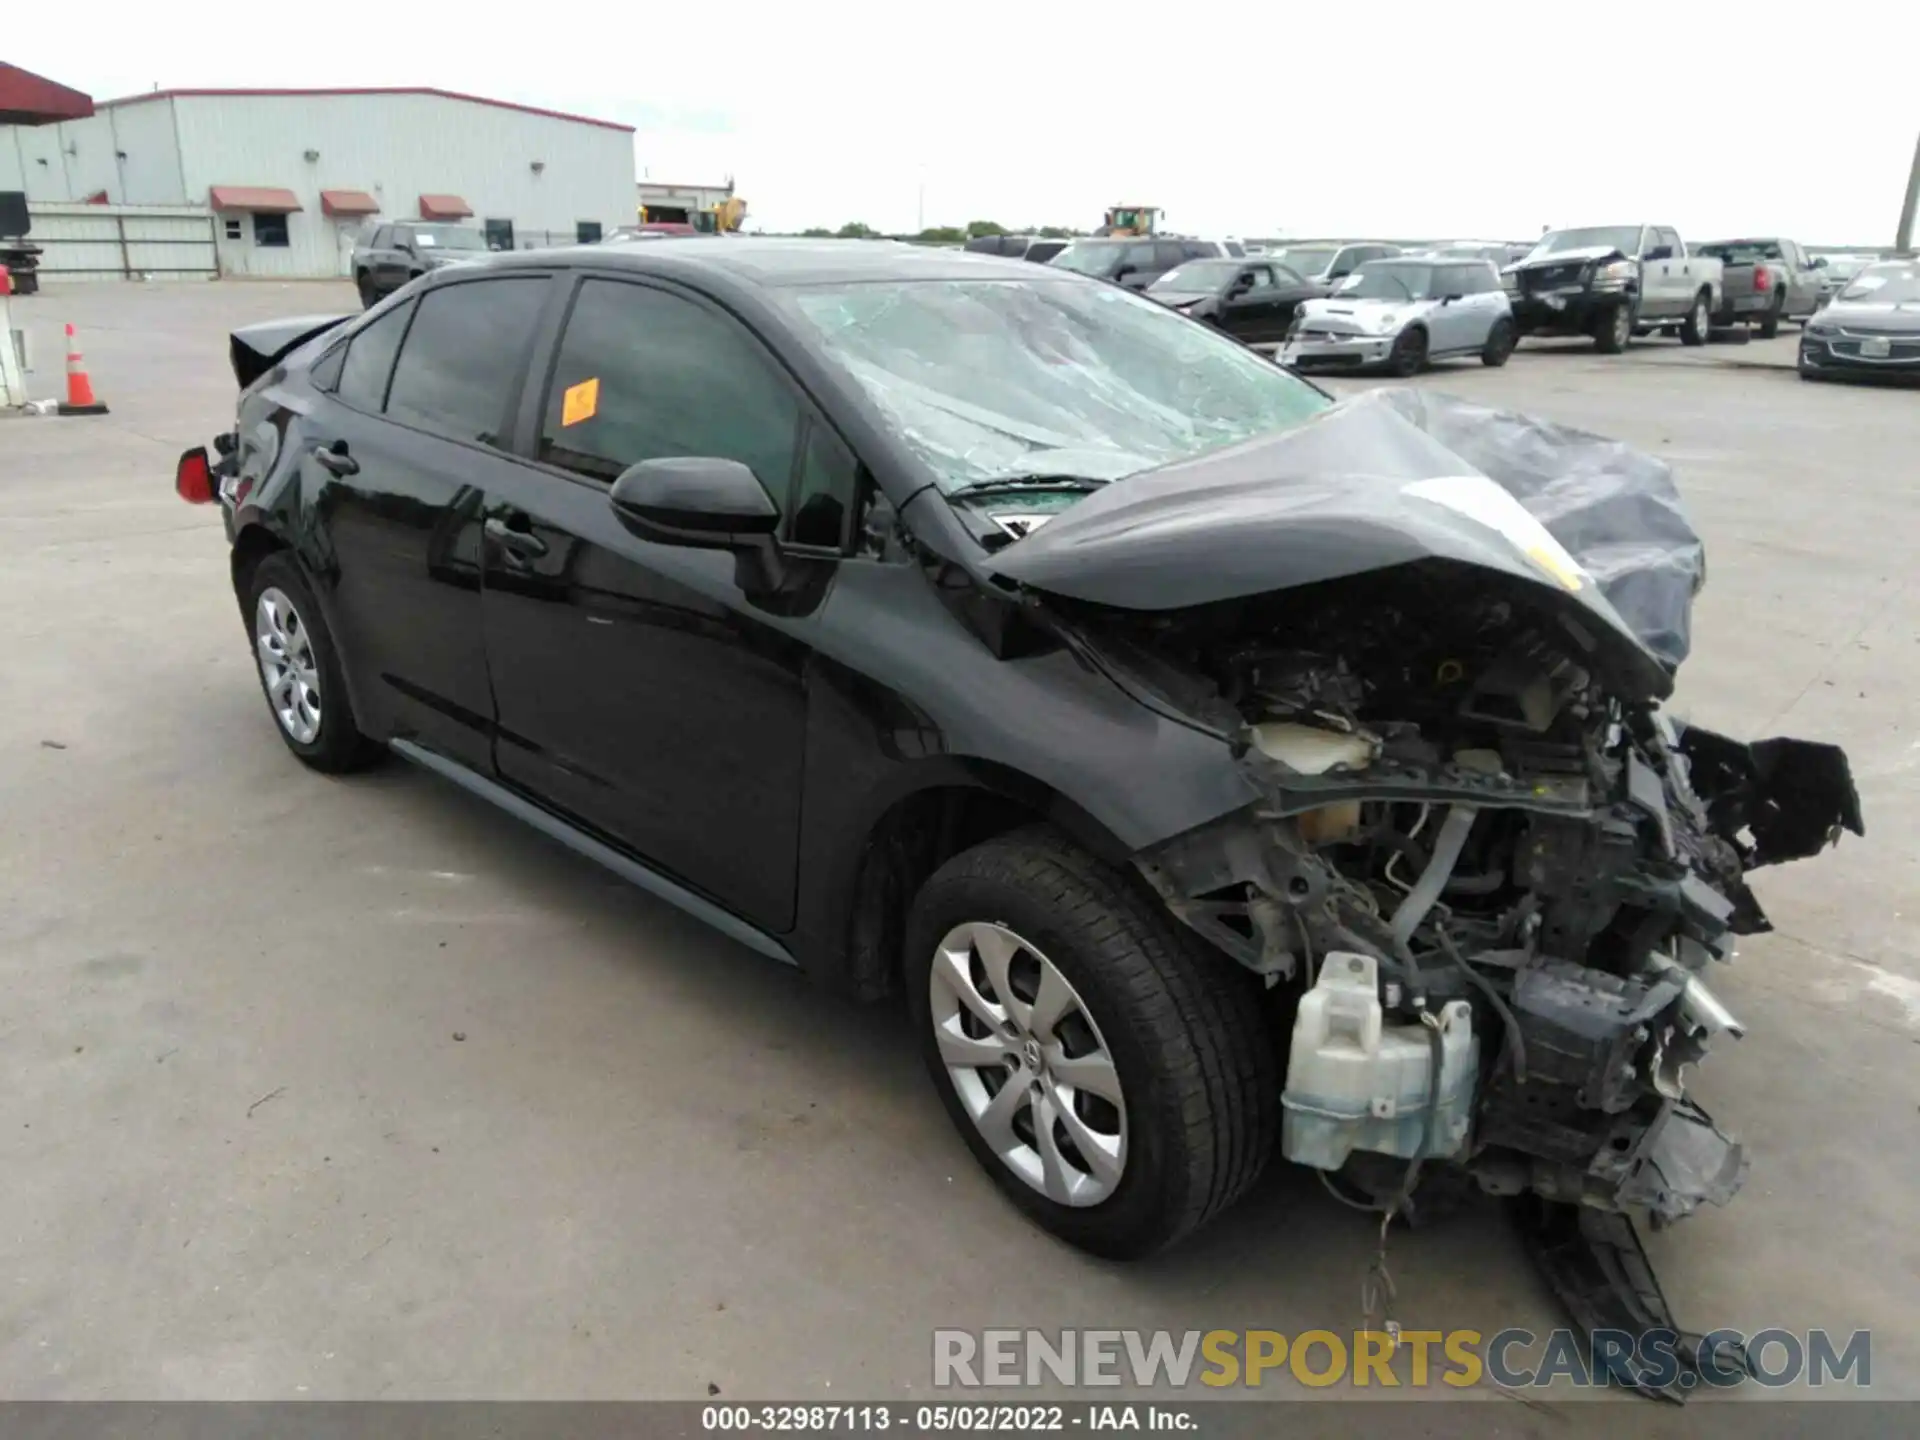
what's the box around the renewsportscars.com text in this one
[933,1328,1871,1391]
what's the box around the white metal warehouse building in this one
[0,87,637,280]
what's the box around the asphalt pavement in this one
[2,282,1915,1406]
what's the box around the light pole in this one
[1896,129,1920,254]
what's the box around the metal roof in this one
[96,87,633,134]
[0,63,93,126]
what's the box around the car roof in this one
[458,236,1053,287]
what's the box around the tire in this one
[1757,292,1784,340]
[905,828,1278,1260]
[1387,325,1428,378]
[1481,317,1516,367]
[242,552,382,773]
[1594,301,1634,353]
[355,272,379,309]
[1680,290,1711,346]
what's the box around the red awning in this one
[209,186,303,213]
[418,194,473,220]
[0,63,94,126]
[321,189,380,218]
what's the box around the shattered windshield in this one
[786,279,1331,492]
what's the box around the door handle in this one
[312,442,359,477]
[484,516,549,560]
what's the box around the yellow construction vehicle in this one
[1099,206,1160,237]
[695,196,749,234]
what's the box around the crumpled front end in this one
[1017,393,1863,1398]
[1128,560,1859,1222]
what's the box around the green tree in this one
[836,221,876,239]
[800,226,833,237]
[965,220,1007,239]
[917,225,966,244]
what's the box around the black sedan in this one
[1144,258,1321,343]
[1800,261,1920,382]
[172,240,1855,1286]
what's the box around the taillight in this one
[1754,266,1771,291]
[175,446,215,504]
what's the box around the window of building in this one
[253,212,290,248]
[484,218,515,252]
[576,221,603,244]
[334,300,414,413]
[538,280,803,512]
[384,278,548,445]
[224,218,243,240]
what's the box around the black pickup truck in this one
[1699,237,1824,337]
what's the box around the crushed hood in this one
[1508,245,1624,271]
[985,389,1707,696]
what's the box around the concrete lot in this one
[3,281,1916,1405]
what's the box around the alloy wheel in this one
[1613,306,1632,348]
[255,587,323,744]
[928,921,1128,1207]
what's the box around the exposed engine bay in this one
[1107,561,1860,1398]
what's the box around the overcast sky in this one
[19,5,1918,243]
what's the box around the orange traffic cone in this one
[58,322,109,416]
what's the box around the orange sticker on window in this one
[561,377,600,427]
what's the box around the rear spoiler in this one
[229,313,353,390]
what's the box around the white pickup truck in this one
[1502,224,1723,353]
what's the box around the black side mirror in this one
[609,456,784,589]
[1440,293,1463,305]
[1112,264,1136,282]
[1644,245,1672,262]
[609,456,778,539]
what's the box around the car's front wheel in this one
[244,552,382,773]
[1387,325,1428,378]
[906,829,1278,1260]
[1594,301,1634,353]
[355,272,378,309]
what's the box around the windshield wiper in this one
[947,475,1111,499]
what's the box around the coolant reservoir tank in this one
[1251,723,1374,774]
[1281,952,1478,1171]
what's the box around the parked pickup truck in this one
[1698,237,1825,337]
[1502,224,1722,353]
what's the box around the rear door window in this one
[384,277,549,445]
[333,300,413,412]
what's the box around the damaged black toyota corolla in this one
[178,241,1860,1395]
